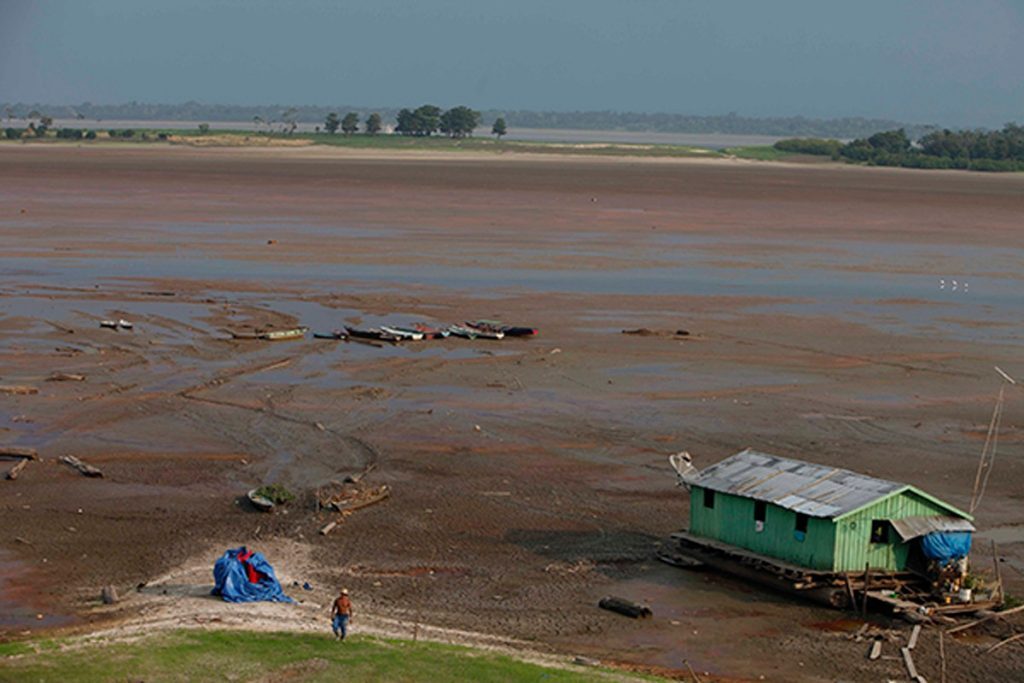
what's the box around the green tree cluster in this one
[324,112,340,134]
[439,106,481,138]
[365,112,382,135]
[491,117,507,139]
[776,123,1024,172]
[842,124,1024,170]
[396,105,443,136]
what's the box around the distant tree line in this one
[773,123,1024,171]
[1,101,939,139]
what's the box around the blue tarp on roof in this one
[920,531,972,562]
[211,547,293,603]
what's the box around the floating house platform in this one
[669,449,1001,616]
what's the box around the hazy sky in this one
[2,0,1022,127]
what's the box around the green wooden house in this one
[682,449,974,573]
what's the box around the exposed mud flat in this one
[1,146,1023,681]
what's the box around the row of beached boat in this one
[231,320,537,344]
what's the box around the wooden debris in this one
[984,632,1024,655]
[683,659,702,683]
[868,640,882,660]
[343,463,376,484]
[939,630,946,683]
[0,446,38,460]
[5,459,28,480]
[598,596,652,619]
[908,623,922,650]
[946,603,1024,634]
[572,656,600,667]
[0,385,38,395]
[319,520,340,536]
[47,373,86,382]
[901,646,918,680]
[59,455,103,478]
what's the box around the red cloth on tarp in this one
[237,548,266,584]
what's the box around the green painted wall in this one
[831,489,954,572]
[689,486,836,570]
[689,486,961,572]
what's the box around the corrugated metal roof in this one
[684,448,906,519]
[890,515,975,541]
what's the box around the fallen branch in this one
[946,604,1024,634]
[319,520,340,536]
[598,596,652,619]
[985,632,1024,655]
[47,373,86,382]
[59,455,103,478]
[0,446,39,460]
[0,385,38,395]
[5,459,28,480]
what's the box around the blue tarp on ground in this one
[211,546,293,603]
[920,531,972,562]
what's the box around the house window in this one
[795,513,809,533]
[703,488,715,509]
[754,501,767,522]
[870,520,888,544]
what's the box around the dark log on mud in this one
[60,455,103,478]
[5,459,28,480]
[47,373,86,382]
[0,446,39,460]
[598,596,652,619]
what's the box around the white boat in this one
[380,326,424,341]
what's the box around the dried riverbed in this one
[1,145,1023,681]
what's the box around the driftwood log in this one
[60,455,103,478]
[0,446,39,460]
[0,385,38,395]
[47,373,86,382]
[598,596,652,619]
[5,459,28,480]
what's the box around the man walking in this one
[331,588,353,641]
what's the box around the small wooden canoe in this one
[247,488,275,512]
[461,322,504,340]
[328,484,391,513]
[411,323,450,339]
[469,320,536,337]
[446,325,479,339]
[381,326,424,341]
[259,327,308,341]
[345,326,401,343]
[313,330,346,340]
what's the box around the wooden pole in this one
[862,563,871,616]
[683,659,702,683]
[991,539,1003,604]
[939,630,947,683]
[844,573,856,611]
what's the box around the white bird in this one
[939,279,945,289]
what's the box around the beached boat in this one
[411,323,451,339]
[247,488,275,512]
[344,326,402,343]
[260,327,308,341]
[460,322,504,340]
[446,325,479,339]
[381,326,425,341]
[468,320,537,337]
[313,330,346,340]
[327,484,391,513]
